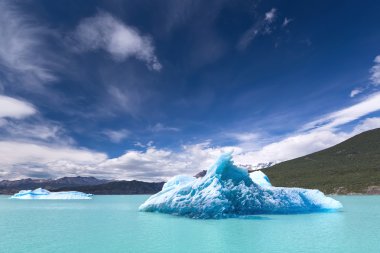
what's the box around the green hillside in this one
[265,128,380,194]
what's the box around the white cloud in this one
[350,54,380,97]
[303,91,380,131]
[0,95,75,145]
[0,141,107,179]
[370,55,380,85]
[0,120,73,145]
[233,130,349,165]
[103,129,130,143]
[0,138,238,181]
[350,88,363,97]
[0,0,57,87]
[234,92,380,165]
[228,132,259,142]
[0,95,36,119]
[233,116,380,166]
[238,8,277,50]
[265,8,277,22]
[0,98,105,179]
[106,85,142,116]
[150,123,180,132]
[97,142,238,181]
[134,141,154,148]
[223,131,261,151]
[19,103,378,180]
[2,113,380,180]
[1,92,380,181]
[352,117,380,134]
[71,11,161,71]
[282,17,292,27]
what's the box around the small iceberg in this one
[139,153,342,218]
[10,188,92,200]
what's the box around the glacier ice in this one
[139,153,342,218]
[10,188,92,200]
[249,170,272,188]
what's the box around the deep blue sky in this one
[0,0,380,180]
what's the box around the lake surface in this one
[0,195,379,253]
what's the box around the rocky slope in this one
[265,128,380,194]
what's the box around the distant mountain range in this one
[0,176,164,195]
[265,128,380,194]
[56,180,165,195]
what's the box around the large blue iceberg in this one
[10,188,92,200]
[139,153,342,218]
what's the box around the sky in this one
[1,0,380,181]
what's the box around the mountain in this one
[194,170,207,178]
[55,180,165,195]
[0,176,109,194]
[0,176,165,195]
[264,128,380,194]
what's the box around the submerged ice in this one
[139,153,342,218]
[10,188,92,200]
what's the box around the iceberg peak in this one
[139,154,342,218]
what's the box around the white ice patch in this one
[10,188,92,200]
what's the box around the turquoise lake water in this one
[0,195,379,253]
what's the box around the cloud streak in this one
[370,55,380,85]
[149,123,180,132]
[237,8,277,50]
[103,129,130,143]
[350,54,380,97]
[303,92,380,131]
[0,0,58,88]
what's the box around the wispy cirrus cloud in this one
[0,120,74,145]
[103,129,130,143]
[69,11,162,71]
[370,55,380,85]
[237,8,277,50]
[149,123,180,132]
[304,92,380,131]
[350,55,380,97]
[282,17,293,27]
[0,0,58,88]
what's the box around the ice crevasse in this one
[139,153,342,218]
[10,188,93,200]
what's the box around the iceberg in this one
[139,153,342,218]
[10,188,92,200]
